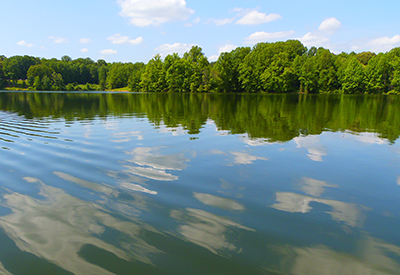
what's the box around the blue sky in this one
[1,0,400,63]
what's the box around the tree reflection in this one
[0,92,399,143]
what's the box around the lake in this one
[0,92,399,275]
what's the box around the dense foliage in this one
[2,40,400,94]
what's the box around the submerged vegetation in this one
[1,40,400,94]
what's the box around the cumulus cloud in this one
[236,10,281,25]
[155,43,194,57]
[208,55,219,62]
[368,35,400,52]
[296,18,341,49]
[117,0,194,27]
[244,30,295,44]
[318,17,341,33]
[100,49,117,55]
[370,35,400,46]
[107,34,144,45]
[219,44,237,53]
[79,38,90,44]
[299,32,330,47]
[17,40,34,47]
[208,44,237,61]
[49,36,68,43]
[80,48,89,53]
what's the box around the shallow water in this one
[0,92,399,274]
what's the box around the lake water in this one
[0,92,399,275]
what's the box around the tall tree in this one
[340,56,365,94]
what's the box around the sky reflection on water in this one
[0,93,399,274]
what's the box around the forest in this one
[1,39,400,94]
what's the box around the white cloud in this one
[117,0,194,27]
[370,35,400,46]
[318,17,341,33]
[107,34,144,45]
[397,176,400,186]
[79,38,90,44]
[212,18,235,26]
[368,35,400,52]
[208,44,237,61]
[218,44,237,54]
[236,11,282,25]
[17,40,34,47]
[208,55,219,62]
[80,48,89,53]
[299,32,330,47]
[244,30,295,44]
[100,49,117,55]
[155,43,194,57]
[49,36,68,43]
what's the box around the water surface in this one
[0,92,399,275]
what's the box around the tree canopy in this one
[2,41,400,94]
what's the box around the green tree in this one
[214,47,251,92]
[365,54,390,93]
[51,72,65,91]
[98,66,108,90]
[0,62,6,89]
[340,56,365,94]
[61,55,72,62]
[140,54,166,92]
[315,48,338,92]
[356,51,376,65]
[27,64,54,87]
[298,56,318,93]
[183,46,210,92]
[33,76,43,90]
[239,40,306,92]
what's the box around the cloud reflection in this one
[171,208,254,256]
[210,150,268,165]
[111,131,143,143]
[53,171,118,197]
[194,193,245,211]
[0,177,159,275]
[353,132,387,145]
[231,152,268,165]
[0,262,12,275]
[271,192,365,227]
[298,177,338,197]
[272,236,400,275]
[123,147,190,181]
[294,135,327,162]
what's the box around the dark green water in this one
[0,92,399,275]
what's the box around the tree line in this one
[1,40,400,94]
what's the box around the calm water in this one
[0,92,399,275]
